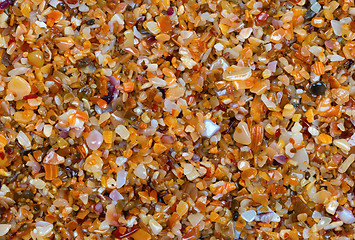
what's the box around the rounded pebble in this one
[86,130,104,150]
[28,50,44,67]
[309,81,327,96]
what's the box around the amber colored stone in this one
[157,16,172,34]
[195,196,207,212]
[251,193,269,206]
[311,17,325,28]
[153,143,168,154]
[241,168,257,180]
[28,50,45,67]
[130,229,152,240]
[44,163,59,180]
[168,212,181,229]
[176,201,189,217]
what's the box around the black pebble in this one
[86,19,95,25]
[33,204,40,211]
[309,81,327,96]
[232,211,239,221]
[22,190,34,199]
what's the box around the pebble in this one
[0,224,11,237]
[28,50,44,67]
[304,8,316,20]
[86,130,103,150]
[202,119,220,138]
[7,76,31,100]
[331,20,343,36]
[149,218,162,235]
[241,210,257,222]
[86,19,95,25]
[116,170,127,188]
[115,125,130,140]
[309,81,327,96]
[233,122,251,145]
[22,190,34,199]
[134,163,147,179]
[310,2,321,13]
[328,55,345,61]
[30,179,46,189]
[333,139,350,152]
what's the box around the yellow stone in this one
[103,131,113,144]
[318,133,332,145]
[305,108,315,123]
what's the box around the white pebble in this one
[79,3,89,12]
[30,179,46,189]
[0,224,11,237]
[43,125,53,138]
[134,163,147,179]
[116,170,127,188]
[241,210,256,222]
[350,7,355,16]
[328,55,345,61]
[291,122,302,133]
[17,131,31,150]
[188,213,204,227]
[324,221,343,230]
[308,46,323,56]
[116,156,127,166]
[214,43,224,51]
[331,20,343,36]
[115,125,130,140]
[239,28,252,39]
[183,163,199,181]
[202,119,220,138]
[264,43,272,52]
[340,17,352,24]
[312,211,322,219]
[318,217,332,229]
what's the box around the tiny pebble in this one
[241,210,257,222]
[309,81,327,96]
